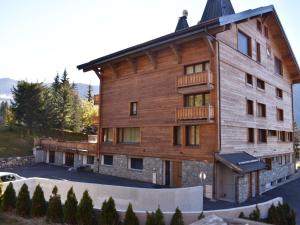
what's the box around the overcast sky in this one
[0,0,299,85]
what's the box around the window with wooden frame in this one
[257,103,266,117]
[248,128,255,143]
[246,73,253,86]
[129,158,143,170]
[256,78,265,90]
[258,129,267,143]
[185,61,210,75]
[102,155,113,166]
[238,30,252,57]
[256,42,261,63]
[266,45,271,58]
[288,132,293,142]
[264,26,269,39]
[130,102,138,116]
[277,108,284,121]
[268,130,277,137]
[186,125,200,146]
[265,158,272,170]
[278,131,286,142]
[257,20,262,33]
[246,99,254,115]
[102,128,113,143]
[173,126,182,146]
[275,56,283,76]
[276,88,283,99]
[184,93,210,107]
[118,128,140,144]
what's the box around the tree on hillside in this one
[52,73,60,91]
[81,100,97,134]
[87,84,93,102]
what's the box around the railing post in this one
[208,104,211,121]
[207,71,211,84]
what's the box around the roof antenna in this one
[183,9,188,17]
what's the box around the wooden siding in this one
[99,38,219,162]
[94,95,100,105]
[217,16,294,157]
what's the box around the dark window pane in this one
[87,156,94,164]
[238,31,251,56]
[257,78,265,90]
[246,74,253,85]
[174,127,181,146]
[103,128,113,143]
[103,155,113,165]
[258,129,267,143]
[130,102,137,116]
[247,100,254,115]
[248,128,254,143]
[130,158,143,170]
[275,57,283,75]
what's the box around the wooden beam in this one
[92,67,102,79]
[169,44,181,64]
[146,51,157,69]
[126,57,137,74]
[108,63,118,78]
[204,37,215,56]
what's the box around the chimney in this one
[175,10,189,32]
[200,0,235,23]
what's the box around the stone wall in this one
[260,161,295,193]
[98,155,163,184]
[0,155,35,169]
[237,175,248,203]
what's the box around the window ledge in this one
[101,164,113,167]
[256,87,266,92]
[128,168,143,173]
[246,83,254,88]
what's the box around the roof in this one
[200,0,235,23]
[215,152,267,174]
[77,5,300,78]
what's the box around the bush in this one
[248,205,261,221]
[16,183,31,217]
[267,203,296,225]
[155,208,165,225]
[123,203,139,225]
[145,212,156,225]
[238,212,246,219]
[31,184,47,217]
[170,207,184,225]
[100,197,119,225]
[2,182,16,211]
[64,187,78,225]
[77,190,94,225]
[46,186,64,223]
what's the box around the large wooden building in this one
[76,0,299,202]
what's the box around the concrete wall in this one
[3,178,203,213]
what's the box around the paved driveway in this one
[1,163,164,188]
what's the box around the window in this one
[186,125,200,146]
[277,156,283,165]
[184,93,210,107]
[275,57,283,76]
[246,99,254,115]
[102,155,113,166]
[130,102,138,116]
[129,158,143,170]
[258,129,267,143]
[257,21,262,33]
[285,154,291,163]
[266,45,271,58]
[248,128,255,143]
[118,128,140,144]
[256,78,265,90]
[256,42,261,63]
[257,103,266,117]
[185,62,210,75]
[276,88,283,99]
[264,26,269,39]
[246,74,253,85]
[268,130,277,137]
[49,151,55,164]
[277,108,284,121]
[278,131,286,142]
[87,156,95,165]
[173,127,182,146]
[103,128,113,143]
[265,158,272,170]
[288,132,293,142]
[238,31,252,57]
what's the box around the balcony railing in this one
[176,105,214,121]
[176,71,212,88]
[94,95,100,105]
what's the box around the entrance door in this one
[172,161,182,187]
[248,172,253,198]
[164,160,171,186]
[65,153,74,167]
[49,151,55,164]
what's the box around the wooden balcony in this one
[92,116,99,126]
[176,71,213,94]
[94,95,100,105]
[176,105,214,121]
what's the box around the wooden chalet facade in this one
[74,0,299,203]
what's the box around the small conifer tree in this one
[123,203,139,225]
[249,205,261,221]
[64,187,78,225]
[2,182,16,211]
[155,207,165,225]
[31,184,47,217]
[46,186,64,223]
[77,190,94,225]
[100,197,119,225]
[16,183,31,217]
[145,212,156,225]
[238,212,246,219]
[170,207,184,225]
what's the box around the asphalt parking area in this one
[1,163,164,188]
